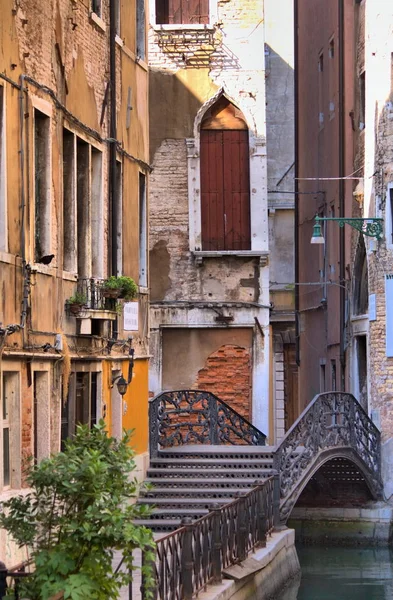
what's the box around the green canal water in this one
[277,546,393,600]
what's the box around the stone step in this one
[146,468,273,479]
[149,458,274,469]
[157,446,275,461]
[140,487,250,498]
[138,497,225,508]
[133,519,182,532]
[148,508,209,518]
[144,478,264,488]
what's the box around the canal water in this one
[277,546,393,600]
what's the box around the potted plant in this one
[66,292,87,315]
[102,276,138,301]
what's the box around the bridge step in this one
[147,468,273,478]
[138,497,226,509]
[141,487,251,498]
[147,508,210,518]
[157,446,275,461]
[144,477,268,488]
[133,519,182,532]
[149,458,274,469]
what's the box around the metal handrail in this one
[149,474,279,600]
[274,391,382,521]
[149,389,266,457]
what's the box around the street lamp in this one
[310,215,384,244]
[112,348,135,396]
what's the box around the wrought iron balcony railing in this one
[77,278,116,311]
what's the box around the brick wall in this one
[194,345,252,420]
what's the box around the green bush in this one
[66,292,87,305]
[103,276,138,301]
[0,422,155,600]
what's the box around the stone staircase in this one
[136,390,383,531]
[136,445,275,531]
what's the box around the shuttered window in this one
[200,129,251,251]
[156,0,209,24]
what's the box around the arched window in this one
[200,98,251,251]
[353,236,368,316]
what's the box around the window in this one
[91,147,104,278]
[155,0,209,24]
[33,371,50,464]
[136,0,146,59]
[63,129,103,278]
[139,173,147,286]
[34,109,51,262]
[319,362,326,393]
[359,71,365,130]
[0,84,7,252]
[200,98,250,251]
[329,38,334,59]
[353,236,368,316]
[331,360,336,392]
[386,184,393,247]
[92,0,102,17]
[318,52,324,128]
[61,371,100,448]
[1,371,21,490]
[63,129,77,272]
[115,159,123,275]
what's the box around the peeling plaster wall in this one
[0,0,150,564]
[148,0,296,438]
[359,1,393,499]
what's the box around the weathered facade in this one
[148,0,295,442]
[0,0,149,563]
[358,0,393,498]
[296,0,393,498]
[296,0,356,404]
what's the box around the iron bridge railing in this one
[1,477,279,600]
[149,390,266,458]
[274,391,382,521]
[150,475,279,600]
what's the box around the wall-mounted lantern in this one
[112,348,135,396]
[310,215,384,244]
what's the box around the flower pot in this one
[68,303,84,315]
[103,288,121,299]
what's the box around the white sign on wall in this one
[124,302,139,331]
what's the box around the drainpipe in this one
[109,0,118,339]
[294,0,300,366]
[338,0,346,388]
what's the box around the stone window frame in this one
[61,365,102,448]
[0,367,21,494]
[186,88,268,259]
[150,0,218,29]
[31,95,53,265]
[0,82,7,253]
[62,124,105,279]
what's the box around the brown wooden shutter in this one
[223,130,251,250]
[168,0,181,23]
[156,0,169,24]
[166,0,209,24]
[201,130,251,251]
[198,0,209,24]
[201,130,225,250]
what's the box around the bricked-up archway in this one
[194,344,252,421]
